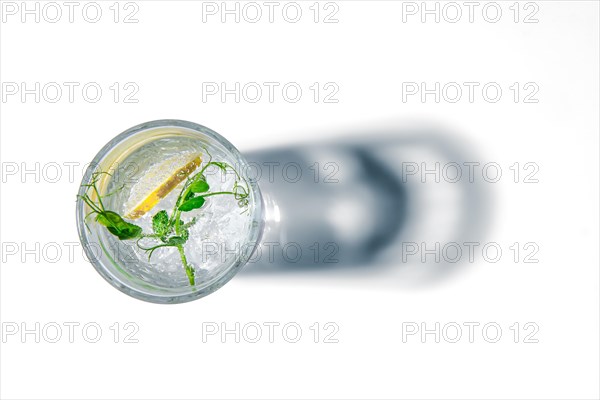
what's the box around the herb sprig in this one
[79,156,249,286]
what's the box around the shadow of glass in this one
[239,126,493,287]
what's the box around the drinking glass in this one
[76,120,264,303]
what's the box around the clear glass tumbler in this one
[76,120,264,303]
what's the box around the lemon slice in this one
[123,153,202,219]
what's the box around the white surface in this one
[1,1,599,399]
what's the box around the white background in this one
[1,1,599,399]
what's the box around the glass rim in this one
[76,119,264,304]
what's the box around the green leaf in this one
[97,211,142,240]
[178,196,205,212]
[107,224,142,240]
[166,236,187,245]
[183,190,195,202]
[190,179,209,193]
[96,211,123,227]
[152,210,169,236]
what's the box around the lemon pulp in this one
[123,154,202,220]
